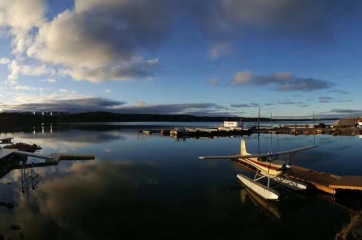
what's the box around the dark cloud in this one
[277,78,333,91]
[318,96,352,104]
[263,103,276,106]
[277,100,303,105]
[230,71,333,91]
[117,103,225,115]
[23,0,362,83]
[328,89,349,94]
[6,97,126,113]
[230,103,259,108]
[318,108,362,118]
[187,0,362,43]
[69,61,158,82]
[3,100,234,115]
[328,109,362,114]
[319,96,334,103]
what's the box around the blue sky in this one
[0,0,362,118]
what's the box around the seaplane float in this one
[199,138,317,200]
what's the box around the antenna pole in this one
[258,107,260,155]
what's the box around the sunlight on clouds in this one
[231,71,253,85]
[47,78,56,83]
[0,0,45,54]
[26,0,167,82]
[0,59,56,85]
[14,85,39,91]
[0,57,10,64]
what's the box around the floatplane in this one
[199,138,317,200]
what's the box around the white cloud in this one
[231,71,253,85]
[208,41,231,60]
[2,59,56,84]
[14,84,39,91]
[0,0,45,54]
[26,0,168,82]
[59,89,68,93]
[47,78,57,83]
[0,57,10,64]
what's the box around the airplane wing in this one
[199,145,317,160]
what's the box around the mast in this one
[258,107,260,155]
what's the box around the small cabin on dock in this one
[218,121,244,131]
[331,118,356,128]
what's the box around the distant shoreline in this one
[0,111,337,124]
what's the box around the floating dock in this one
[288,166,362,194]
[0,137,13,144]
[234,160,362,195]
[141,125,362,139]
[140,128,252,139]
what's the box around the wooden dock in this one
[141,128,252,139]
[52,153,95,161]
[141,125,362,139]
[288,166,362,194]
[234,160,362,195]
[0,137,13,144]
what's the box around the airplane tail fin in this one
[240,138,250,155]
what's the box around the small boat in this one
[217,121,249,131]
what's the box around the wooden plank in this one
[13,150,53,160]
[0,149,17,160]
[0,137,13,143]
[329,176,362,190]
[235,159,362,194]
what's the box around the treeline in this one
[0,111,335,125]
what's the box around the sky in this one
[0,0,362,119]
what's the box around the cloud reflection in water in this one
[0,161,166,239]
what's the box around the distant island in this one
[0,111,338,125]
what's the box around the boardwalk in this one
[0,149,17,160]
[235,160,362,195]
[0,137,13,144]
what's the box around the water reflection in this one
[0,160,188,239]
[240,185,282,221]
[0,124,362,239]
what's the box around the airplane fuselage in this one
[239,157,284,176]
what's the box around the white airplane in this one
[199,138,317,200]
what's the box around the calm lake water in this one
[0,122,361,240]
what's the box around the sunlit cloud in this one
[0,59,55,85]
[47,78,56,83]
[25,0,169,83]
[13,84,40,91]
[0,0,45,54]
